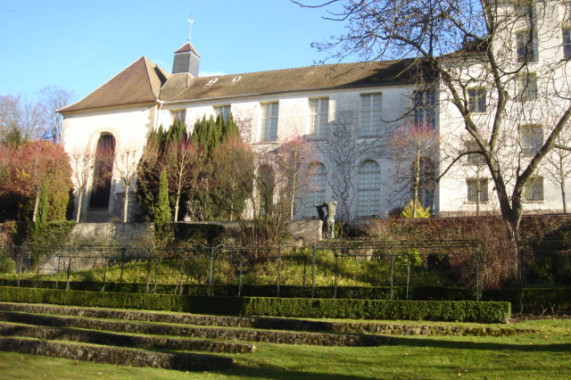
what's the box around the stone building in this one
[60,1,571,222]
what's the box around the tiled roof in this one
[59,57,170,113]
[60,57,418,113]
[163,59,417,103]
[174,42,201,58]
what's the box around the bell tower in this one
[172,19,201,76]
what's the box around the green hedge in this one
[0,281,473,300]
[0,286,510,323]
[483,288,571,313]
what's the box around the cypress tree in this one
[154,168,171,232]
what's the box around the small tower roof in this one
[174,42,201,58]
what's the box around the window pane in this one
[520,125,542,155]
[309,98,329,139]
[303,163,327,218]
[517,73,538,101]
[468,89,486,113]
[261,102,278,141]
[360,93,382,137]
[467,179,488,202]
[524,177,544,201]
[413,91,436,128]
[563,29,571,59]
[357,160,380,216]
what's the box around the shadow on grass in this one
[212,366,380,380]
[389,336,571,352]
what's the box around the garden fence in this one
[0,240,488,300]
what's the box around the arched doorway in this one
[89,133,115,209]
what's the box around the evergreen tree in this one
[154,168,171,231]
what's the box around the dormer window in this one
[206,77,219,85]
[232,76,241,83]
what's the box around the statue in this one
[314,200,337,239]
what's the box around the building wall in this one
[158,85,416,220]
[436,0,571,216]
[61,106,156,221]
[61,2,571,222]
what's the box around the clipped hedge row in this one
[484,288,571,313]
[0,281,476,300]
[237,298,510,323]
[0,286,510,323]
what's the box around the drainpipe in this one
[155,100,164,131]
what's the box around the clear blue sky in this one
[0,0,351,103]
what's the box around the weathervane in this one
[187,18,194,42]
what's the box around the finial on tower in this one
[187,18,194,42]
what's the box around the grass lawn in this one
[0,318,569,380]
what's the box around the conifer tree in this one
[154,168,171,232]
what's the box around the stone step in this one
[0,302,535,337]
[0,310,388,347]
[0,322,255,353]
[0,336,235,371]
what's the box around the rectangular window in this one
[517,73,538,101]
[261,102,279,142]
[523,177,544,201]
[468,88,486,113]
[467,179,489,203]
[516,32,538,63]
[515,1,536,20]
[563,29,571,59]
[413,90,436,129]
[309,98,329,139]
[520,125,543,155]
[214,105,231,120]
[303,164,327,218]
[171,109,186,123]
[465,140,486,165]
[359,93,382,137]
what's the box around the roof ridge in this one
[197,59,402,80]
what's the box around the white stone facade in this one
[60,1,571,222]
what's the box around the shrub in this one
[0,286,511,323]
[0,256,16,274]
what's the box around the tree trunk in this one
[123,186,129,223]
[32,189,40,222]
[559,157,567,214]
[174,189,181,222]
[75,190,83,223]
[561,182,567,214]
[412,149,421,218]
[503,209,524,313]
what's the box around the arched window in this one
[303,163,326,218]
[89,133,115,208]
[357,160,380,217]
[257,164,275,216]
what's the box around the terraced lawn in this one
[0,303,568,379]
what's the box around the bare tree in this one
[390,122,439,217]
[68,149,95,222]
[297,0,571,289]
[113,147,141,223]
[320,110,390,221]
[545,131,571,213]
[274,136,318,220]
[38,86,75,144]
[162,139,202,222]
[0,94,44,144]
